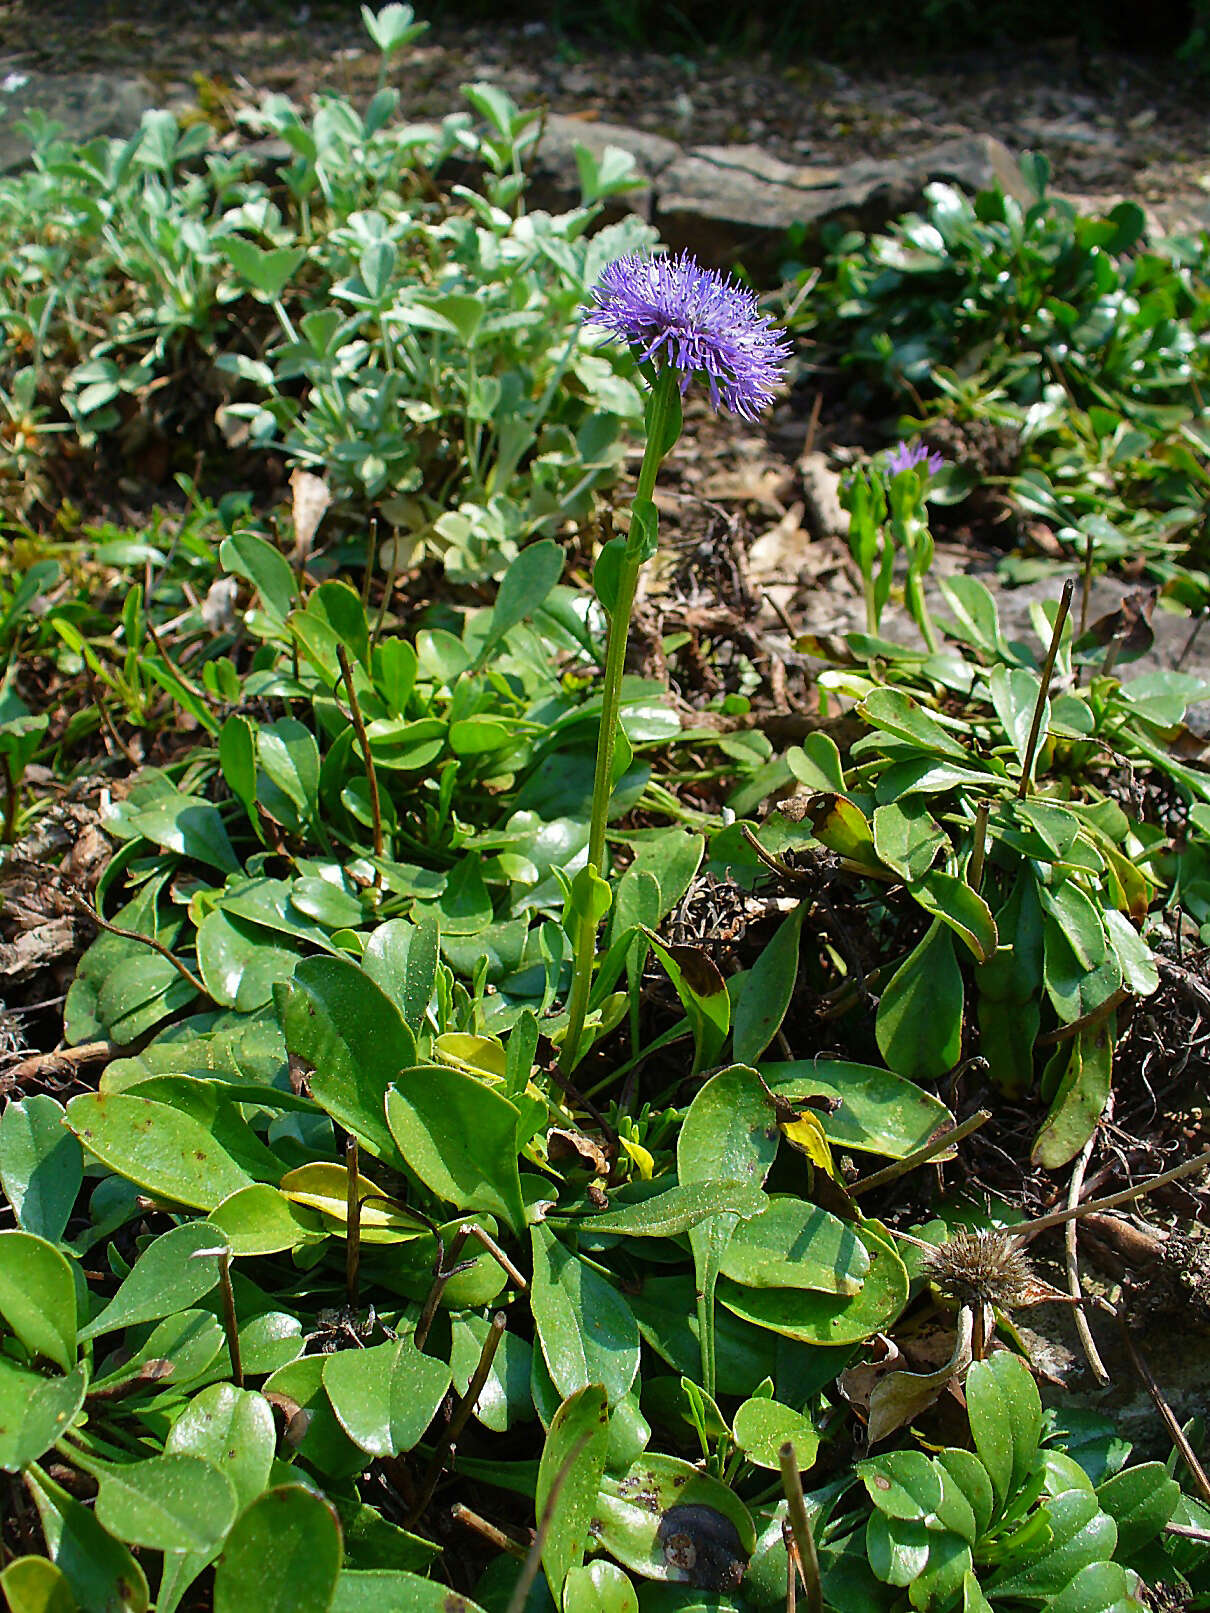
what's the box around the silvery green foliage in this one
[0,9,654,578]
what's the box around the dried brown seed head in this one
[924,1230,1035,1312]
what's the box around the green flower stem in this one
[863,580,879,638]
[560,367,679,1072]
[905,570,939,654]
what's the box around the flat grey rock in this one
[493,116,1027,279]
[0,71,152,174]
[655,133,1030,273]
[525,113,681,221]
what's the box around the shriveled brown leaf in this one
[289,468,332,564]
[839,1308,974,1445]
[547,1128,610,1176]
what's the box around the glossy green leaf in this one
[0,1556,78,1613]
[937,574,1007,656]
[167,1384,277,1510]
[865,1512,930,1587]
[124,790,239,874]
[0,1359,87,1472]
[978,997,1039,1101]
[731,1396,819,1472]
[363,716,447,774]
[1031,1021,1114,1169]
[732,904,806,1064]
[989,664,1045,773]
[219,713,258,827]
[677,1065,778,1397]
[1102,910,1159,997]
[719,1199,869,1296]
[978,870,1043,1005]
[613,829,704,933]
[718,1220,908,1347]
[90,1308,223,1393]
[289,876,363,931]
[437,854,493,936]
[197,910,300,1012]
[909,870,998,963]
[933,1459,980,1546]
[1039,880,1110,973]
[260,1355,363,1478]
[530,1224,640,1405]
[66,942,197,1046]
[65,1093,253,1212]
[213,1488,342,1613]
[218,878,340,954]
[859,688,970,758]
[88,1454,237,1554]
[276,955,416,1165]
[0,1231,76,1369]
[98,1074,286,1184]
[641,928,729,1074]
[208,1183,327,1255]
[1095,1462,1179,1557]
[935,1449,995,1541]
[536,1385,610,1599]
[363,915,439,1035]
[0,1096,82,1243]
[966,1352,1043,1512]
[25,1468,149,1613]
[906,1529,972,1609]
[78,1221,223,1342]
[330,1573,486,1613]
[875,920,963,1081]
[858,1451,943,1520]
[328,1500,437,1576]
[237,1310,304,1377]
[450,1313,534,1433]
[322,1337,450,1457]
[386,1064,525,1233]
[961,1570,994,1613]
[258,718,321,826]
[872,800,947,883]
[563,1562,638,1613]
[797,792,881,867]
[985,1489,1117,1600]
[551,1181,768,1239]
[480,540,564,660]
[1043,915,1122,1026]
[628,1273,777,1398]
[1045,1561,1136,1613]
[786,731,847,794]
[761,1060,953,1158]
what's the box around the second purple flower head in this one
[888,439,944,478]
[585,251,791,422]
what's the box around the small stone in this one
[0,71,152,174]
[799,451,847,541]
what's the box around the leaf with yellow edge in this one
[434,1033,507,1079]
[619,1138,654,1180]
[278,1163,424,1244]
[796,793,885,875]
[779,1110,835,1177]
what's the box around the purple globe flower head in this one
[888,439,944,477]
[585,251,791,421]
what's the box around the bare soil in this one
[6,1,1210,229]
